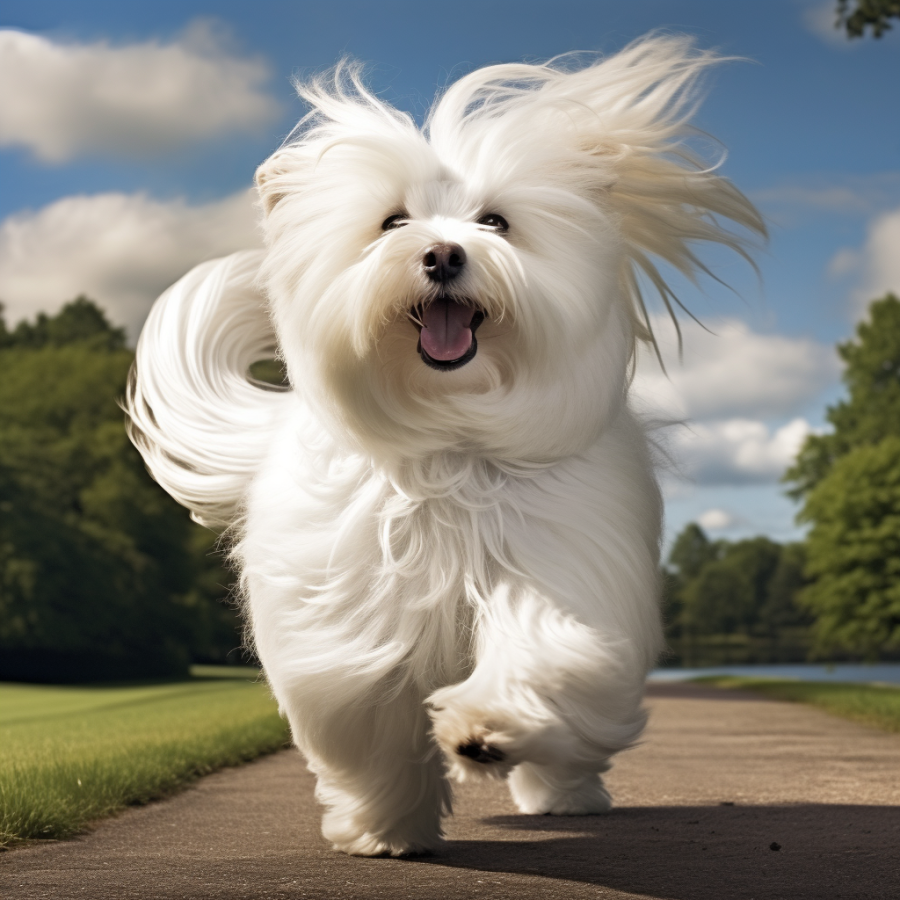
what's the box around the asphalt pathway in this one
[3,683,899,900]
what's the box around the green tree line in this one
[786,293,900,660]
[3,292,899,678]
[0,299,243,682]
[665,294,900,667]
[662,525,810,666]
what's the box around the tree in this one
[761,542,810,639]
[4,296,127,350]
[678,537,783,637]
[785,294,900,500]
[667,523,719,581]
[0,299,241,681]
[837,0,900,38]
[662,523,809,663]
[787,295,900,659]
[800,438,900,657]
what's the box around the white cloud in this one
[0,22,280,162]
[697,508,735,532]
[828,247,860,277]
[828,206,900,313]
[0,189,262,338]
[853,207,900,309]
[632,316,834,488]
[752,172,900,221]
[664,483,807,548]
[669,417,811,486]
[633,316,838,422]
[801,0,852,46]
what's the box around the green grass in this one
[0,667,290,847]
[697,676,900,734]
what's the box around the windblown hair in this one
[273,35,765,349]
[129,36,762,528]
[126,251,286,527]
[126,37,765,857]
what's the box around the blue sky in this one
[1,0,898,549]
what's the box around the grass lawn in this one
[697,676,900,734]
[0,667,290,847]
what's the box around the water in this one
[648,663,900,685]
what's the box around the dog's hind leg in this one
[507,760,613,815]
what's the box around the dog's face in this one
[255,48,763,464]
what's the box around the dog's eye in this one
[477,213,509,232]
[381,213,408,231]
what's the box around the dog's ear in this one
[431,36,765,359]
[255,152,292,216]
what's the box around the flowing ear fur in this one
[255,60,422,218]
[427,34,766,362]
[255,152,293,215]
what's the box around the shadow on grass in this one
[416,803,900,900]
[0,665,263,692]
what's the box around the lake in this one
[649,663,900,685]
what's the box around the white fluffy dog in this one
[127,36,762,857]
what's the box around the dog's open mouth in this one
[410,298,485,371]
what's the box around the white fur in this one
[127,36,763,857]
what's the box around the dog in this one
[127,35,763,856]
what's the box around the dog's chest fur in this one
[238,404,661,701]
[238,417,519,692]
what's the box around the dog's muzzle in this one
[410,297,485,371]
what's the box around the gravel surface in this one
[3,682,899,900]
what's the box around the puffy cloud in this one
[697,508,736,532]
[0,189,262,338]
[828,206,900,312]
[632,316,838,422]
[841,207,900,312]
[0,22,280,162]
[752,173,900,222]
[801,0,854,47]
[635,316,824,487]
[664,484,807,547]
[668,418,811,486]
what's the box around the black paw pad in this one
[457,740,506,764]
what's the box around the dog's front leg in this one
[428,584,649,815]
[286,681,451,857]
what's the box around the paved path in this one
[3,683,899,900]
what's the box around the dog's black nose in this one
[423,243,466,282]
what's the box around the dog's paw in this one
[429,703,519,781]
[324,817,442,857]
[322,809,443,858]
[457,736,507,765]
[445,728,516,781]
[331,831,438,858]
[508,763,612,815]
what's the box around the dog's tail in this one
[126,249,289,529]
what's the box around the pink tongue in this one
[420,298,474,361]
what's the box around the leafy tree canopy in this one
[785,295,900,661]
[664,523,808,644]
[800,437,900,657]
[0,299,240,681]
[837,0,900,38]
[0,297,126,351]
[667,522,718,582]
[785,294,900,500]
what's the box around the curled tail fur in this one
[126,250,289,528]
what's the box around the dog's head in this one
[255,36,764,464]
